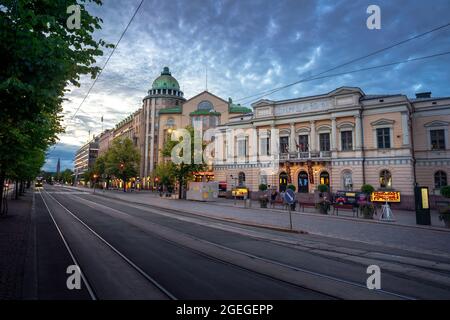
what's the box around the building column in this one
[354,114,362,150]
[309,120,316,151]
[149,99,156,173]
[144,99,150,178]
[289,123,296,153]
[331,117,337,151]
[401,112,410,146]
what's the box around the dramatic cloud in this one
[44,0,450,171]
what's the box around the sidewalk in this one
[0,191,32,299]
[67,186,450,257]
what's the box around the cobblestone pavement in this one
[63,186,450,258]
[0,191,32,300]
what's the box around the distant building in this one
[98,129,113,156]
[74,136,99,184]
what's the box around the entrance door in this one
[298,171,309,193]
[279,172,288,192]
[320,171,330,187]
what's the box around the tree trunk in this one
[178,177,183,199]
[15,180,19,200]
[0,172,5,214]
[123,177,126,192]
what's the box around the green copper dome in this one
[152,67,180,90]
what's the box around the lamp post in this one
[93,174,98,194]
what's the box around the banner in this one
[371,191,401,203]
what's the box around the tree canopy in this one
[0,0,111,210]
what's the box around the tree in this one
[105,138,140,192]
[0,0,112,211]
[61,169,74,184]
[154,162,176,191]
[93,154,108,188]
[161,126,207,199]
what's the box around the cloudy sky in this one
[44,0,450,171]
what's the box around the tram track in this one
[52,188,419,300]
[39,189,176,300]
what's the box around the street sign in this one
[284,189,295,205]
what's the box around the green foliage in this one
[0,1,111,203]
[440,186,450,199]
[258,184,268,191]
[154,162,176,187]
[105,138,140,190]
[361,184,375,195]
[287,184,296,192]
[317,184,329,193]
[60,169,73,184]
[161,126,207,198]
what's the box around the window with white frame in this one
[279,136,289,153]
[237,137,248,158]
[260,136,270,156]
[430,129,446,150]
[377,128,391,149]
[319,133,330,151]
[298,134,309,152]
[341,131,353,151]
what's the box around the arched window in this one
[342,170,353,191]
[320,171,330,187]
[435,171,448,189]
[298,171,308,193]
[198,100,214,111]
[166,117,175,127]
[238,172,246,186]
[380,170,392,189]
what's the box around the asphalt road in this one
[30,185,450,300]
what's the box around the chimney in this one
[415,92,432,99]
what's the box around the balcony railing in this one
[279,151,331,161]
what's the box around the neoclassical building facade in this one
[214,87,450,202]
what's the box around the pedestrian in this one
[270,189,278,208]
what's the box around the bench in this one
[298,202,316,212]
[270,198,288,210]
[333,203,358,217]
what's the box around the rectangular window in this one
[237,138,247,157]
[260,137,270,156]
[280,136,289,153]
[298,135,309,152]
[319,133,330,151]
[430,129,445,150]
[341,131,353,151]
[377,128,391,149]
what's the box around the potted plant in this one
[317,184,329,194]
[259,194,269,208]
[360,184,375,219]
[316,196,331,214]
[439,186,450,228]
[259,184,268,192]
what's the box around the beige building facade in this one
[214,88,450,208]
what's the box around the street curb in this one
[64,186,449,233]
[212,201,450,233]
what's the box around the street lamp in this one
[93,174,98,194]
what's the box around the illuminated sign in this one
[371,191,401,203]
[232,188,248,197]
[421,188,429,209]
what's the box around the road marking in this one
[38,189,97,300]
[43,189,176,300]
